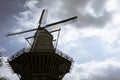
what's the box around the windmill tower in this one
[7,9,77,80]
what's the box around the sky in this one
[1,0,120,80]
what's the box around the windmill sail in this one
[44,16,77,30]
[6,28,38,36]
[6,16,77,36]
[39,9,48,27]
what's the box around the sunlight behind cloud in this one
[105,0,118,12]
[112,13,120,26]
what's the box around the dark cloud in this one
[0,0,26,25]
[64,59,120,80]
[0,0,45,56]
[43,0,112,28]
[0,0,113,56]
[0,0,30,56]
[76,10,111,28]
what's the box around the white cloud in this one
[23,0,39,9]
[64,58,120,80]
[14,0,42,29]
[6,0,120,63]
[59,26,80,45]
[112,13,120,27]
[0,57,19,80]
[12,0,114,45]
[105,0,118,12]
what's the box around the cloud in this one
[55,21,120,63]
[0,0,42,56]
[13,0,111,29]
[0,0,25,21]
[14,0,40,29]
[42,0,112,28]
[0,57,19,80]
[12,0,115,54]
[12,0,114,46]
[64,58,120,80]
[0,0,118,65]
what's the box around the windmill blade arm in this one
[39,9,48,26]
[25,36,34,39]
[39,9,45,26]
[6,28,38,36]
[44,16,77,29]
[50,28,61,33]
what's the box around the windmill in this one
[7,9,77,80]
[7,9,77,52]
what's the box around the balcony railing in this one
[8,47,73,62]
